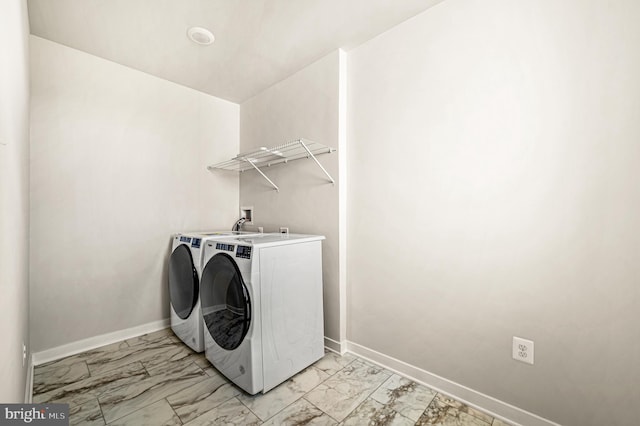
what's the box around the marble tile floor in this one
[33,328,514,426]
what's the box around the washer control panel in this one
[236,245,252,259]
[216,243,235,252]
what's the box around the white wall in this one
[239,51,344,344]
[347,1,640,425]
[0,0,30,402]
[30,37,239,352]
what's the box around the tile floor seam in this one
[376,399,416,426]
[95,360,145,382]
[88,349,152,378]
[299,369,340,409]
[177,405,207,425]
[102,398,164,425]
[397,410,415,424]
[410,392,437,421]
[84,360,93,381]
[359,368,396,412]
[165,375,238,424]
[96,396,107,425]
[322,357,357,379]
[101,381,165,424]
[304,361,385,422]
[235,364,332,423]
[141,362,153,378]
[237,392,274,422]
[185,391,238,423]
[302,396,341,424]
[165,397,184,425]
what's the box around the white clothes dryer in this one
[168,230,261,352]
[200,233,325,394]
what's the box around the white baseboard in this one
[347,341,560,426]
[24,354,33,403]
[324,336,347,355]
[28,323,556,425]
[32,319,170,366]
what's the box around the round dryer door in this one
[200,253,251,351]
[168,244,199,320]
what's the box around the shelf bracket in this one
[243,159,279,192]
[298,139,335,184]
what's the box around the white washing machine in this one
[200,233,325,394]
[168,230,261,352]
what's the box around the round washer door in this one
[200,253,251,350]
[168,244,199,320]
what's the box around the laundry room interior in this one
[1,1,639,425]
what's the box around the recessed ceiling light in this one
[187,27,215,45]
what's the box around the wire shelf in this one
[208,139,334,172]
[207,139,336,191]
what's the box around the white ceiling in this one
[27,0,444,103]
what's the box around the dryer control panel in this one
[178,236,201,248]
[236,246,252,259]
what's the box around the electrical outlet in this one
[279,227,289,234]
[258,226,264,233]
[512,336,534,365]
[22,342,26,367]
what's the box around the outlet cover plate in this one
[513,336,534,365]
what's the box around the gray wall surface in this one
[346,0,640,425]
[0,0,30,402]
[29,37,240,352]
[239,51,343,343]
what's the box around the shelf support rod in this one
[243,159,279,192]
[298,140,335,184]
